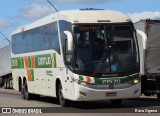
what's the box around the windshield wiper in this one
[91,34,110,77]
[91,52,108,76]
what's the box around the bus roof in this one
[12,9,131,35]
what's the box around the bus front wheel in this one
[58,83,68,107]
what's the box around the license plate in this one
[106,92,117,97]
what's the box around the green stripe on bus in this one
[79,73,139,84]
[54,53,57,68]
[30,69,34,81]
[21,57,24,68]
[79,76,84,81]
[11,57,23,69]
[28,56,32,68]
[12,53,57,69]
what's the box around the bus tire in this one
[0,77,3,87]
[21,84,25,99]
[4,78,8,89]
[19,78,22,92]
[110,99,122,106]
[58,82,68,107]
[9,75,13,89]
[10,80,13,89]
[7,78,10,89]
[21,81,32,100]
[157,94,160,100]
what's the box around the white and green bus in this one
[11,9,140,107]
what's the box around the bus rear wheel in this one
[58,83,68,107]
[21,81,32,100]
[4,78,7,89]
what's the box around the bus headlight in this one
[133,79,139,84]
[73,79,90,87]
[129,78,140,84]
[79,81,88,87]
[78,81,91,87]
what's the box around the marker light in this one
[133,79,139,84]
[80,82,88,87]
[72,77,91,88]
[97,20,111,22]
[129,78,140,85]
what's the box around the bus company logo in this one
[109,84,114,89]
[2,108,11,113]
[11,59,18,67]
[46,70,53,76]
[38,57,52,66]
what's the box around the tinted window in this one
[12,33,22,54]
[12,22,60,54]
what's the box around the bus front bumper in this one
[74,82,141,101]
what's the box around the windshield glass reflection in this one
[72,24,139,76]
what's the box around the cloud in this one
[128,11,160,22]
[0,19,18,28]
[0,19,8,27]
[38,0,122,4]
[20,4,56,21]
[0,19,17,48]
[18,0,123,21]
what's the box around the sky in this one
[0,0,160,48]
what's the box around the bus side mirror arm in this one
[136,29,147,76]
[64,31,73,51]
[136,30,147,49]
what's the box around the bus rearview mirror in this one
[64,31,73,51]
[136,30,147,49]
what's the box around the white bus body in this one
[11,9,140,106]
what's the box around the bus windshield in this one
[72,24,139,77]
